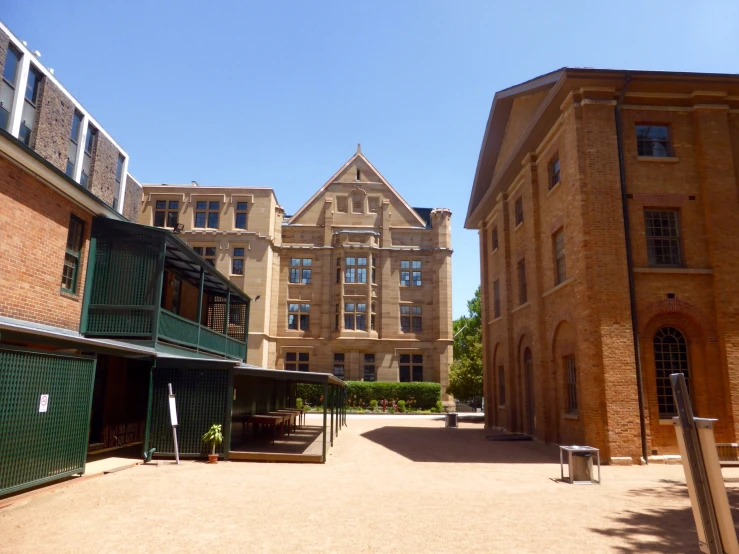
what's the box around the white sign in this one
[168,395,178,426]
[38,394,49,413]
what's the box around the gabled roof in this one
[288,148,427,228]
[465,68,564,227]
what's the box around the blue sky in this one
[4,1,738,318]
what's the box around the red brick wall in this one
[0,156,91,330]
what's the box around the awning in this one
[234,363,346,387]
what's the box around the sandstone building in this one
[466,68,739,464]
[141,148,453,396]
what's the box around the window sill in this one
[60,289,81,301]
[637,156,679,163]
[633,267,713,275]
[488,315,503,324]
[659,418,675,426]
[514,221,523,231]
[498,405,506,410]
[229,274,245,277]
[546,182,561,197]
[511,302,530,314]
[542,277,574,298]
[564,413,579,420]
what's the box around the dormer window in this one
[356,168,361,180]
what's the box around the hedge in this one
[296,382,441,410]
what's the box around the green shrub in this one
[369,399,378,411]
[296,398,303,409]
[297,382,441,410]
[397,400,406,413]
[435,401,444,413]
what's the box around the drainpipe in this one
[615,74,649,465]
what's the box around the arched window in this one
[653,327,689,418]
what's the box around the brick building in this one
[140,147,454,398]
[0,20,141,220]
[465,68,739,464]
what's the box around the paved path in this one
[1,416,734,553]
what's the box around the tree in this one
[446,287,483,400]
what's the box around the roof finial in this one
[357,143,362,154]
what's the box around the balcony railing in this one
[157,309,246,361]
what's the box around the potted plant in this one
[201,423,223,464]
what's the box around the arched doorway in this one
[523,347,535,435]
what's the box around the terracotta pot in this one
[207,454,218,464]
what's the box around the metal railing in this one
[158,308,245,361]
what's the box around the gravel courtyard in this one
[2,415,735,553]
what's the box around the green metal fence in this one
[0,347,96,496]
[148,367,231,457]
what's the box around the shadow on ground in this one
[360,426,560,463]
[590,479,739,553]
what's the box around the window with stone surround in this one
[411,260,422,286]
[234,201,248,229]
[344,302,367,331]
[287,303,310,331]
[285,352,309,372]
[399,354,423,382]
[344,256,367,284]
[636,125,672,157]
[289,258,312,284]
[19,66,41,146]
[564,355,577,414]
[400,305,422,333]
[333,353,345,380]
[195,201,220,229]
[232,247,245,275]
[66,111,83,177]
[80,125,97,188]
[491,226,499,251]
[514,197,524,226]
[549,155,561,190]
[400,260,410,286]
[654,327,690,418]
[363,354,376,382]
[192,246,216,266]
[553,229,566,285]
[154,200,180,228]
[645,209,682,267]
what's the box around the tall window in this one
[344,257,367,283]
[645,210,682,267]
[232,247,245,275]
[491,227,499,251]
[411,260,422,286]
[654,327,689,418]
[234,201,248,229]
[333,353,345,380]
[636,125,672,157]
[553,229,566,285]
[0,44,21,130]
[61,216,84,293]
[493,279,501,318]
[400,260,410,286]
[364,354,376,381]
[498,366,506,406]
[289,258,312,284]
[371,302,376,331]
[19,66,41,146]
[66,111,83,177]
[371,256,377,284]
[114,155,124,209]
[193,246,216,266]
[195,201,220,229]
[518,259,527,304]
[400,305,422,333]
[154,200,179,228]
[549,155,561,190]
[514,197,524,226]
[80,125,97,188]
[399,354,423,382]
[336,256,341,283]
[344,302,367,331]
[285,352,309,372]
[287,303,310,331]
[564,355,578,414]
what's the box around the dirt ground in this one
[2,415,736,553]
